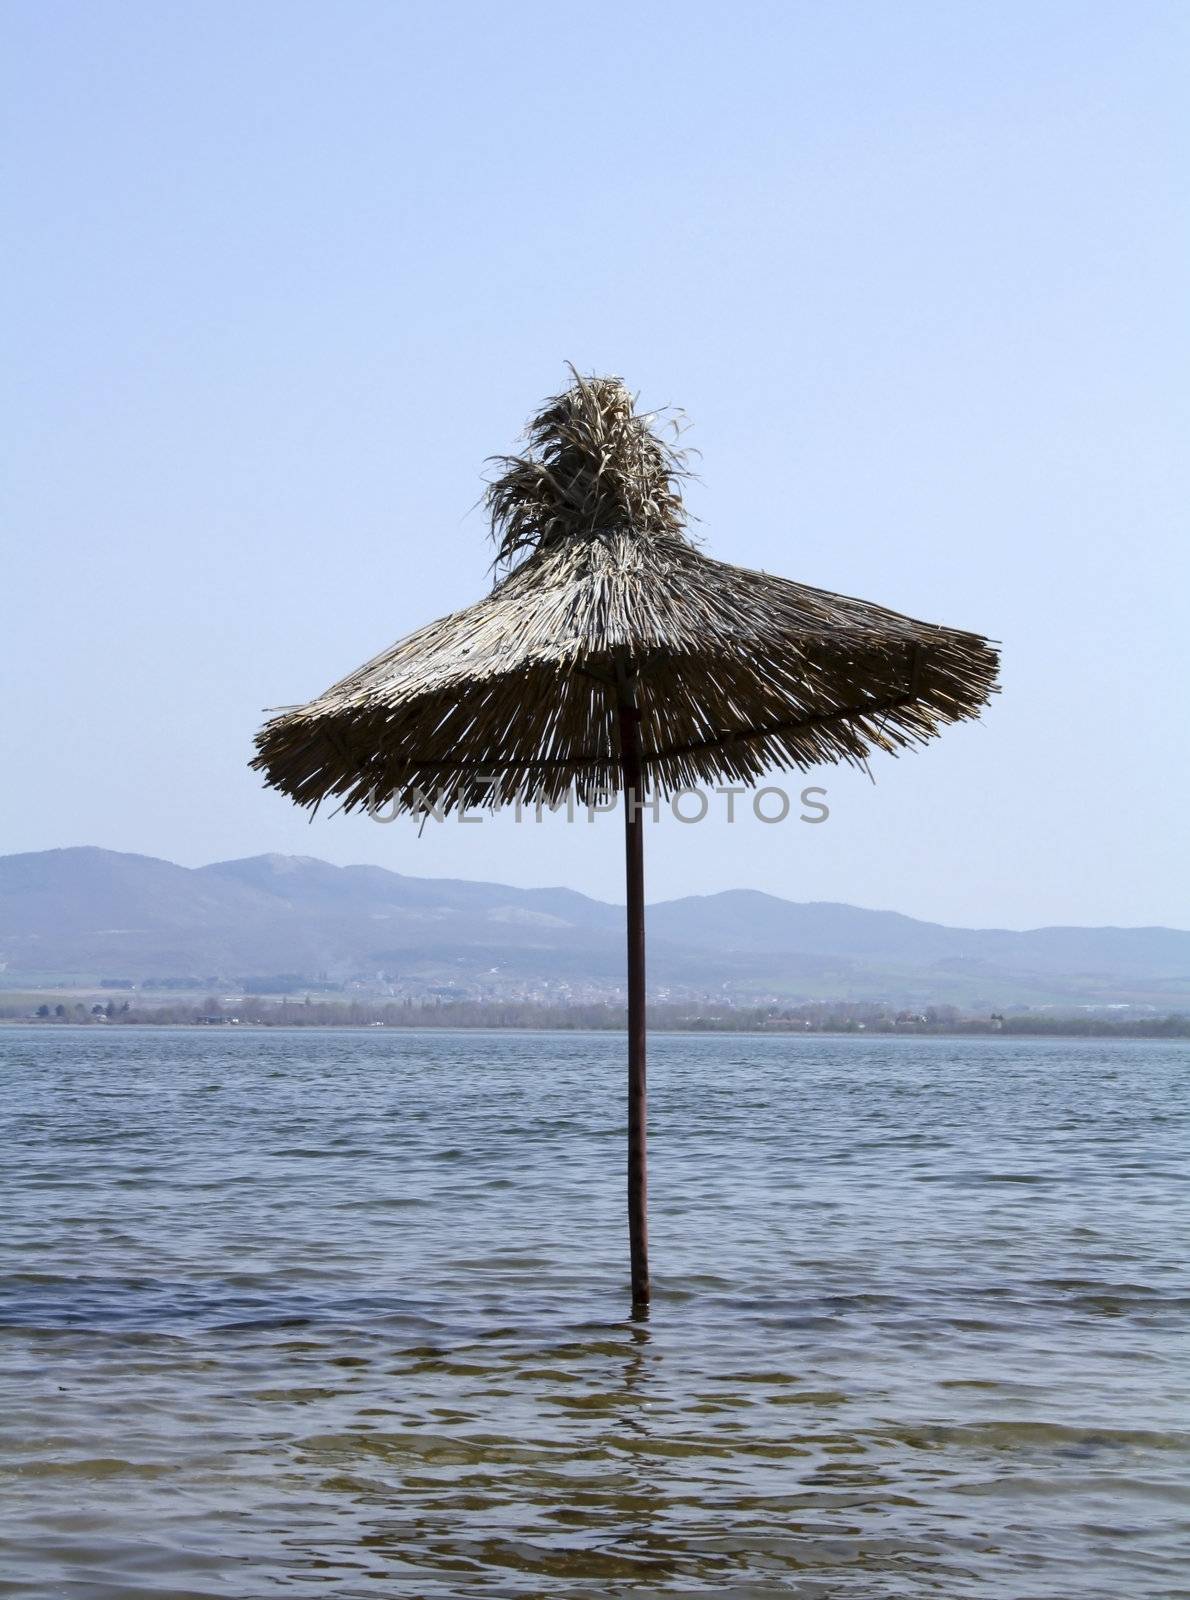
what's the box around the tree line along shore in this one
[3,995,1187,1038]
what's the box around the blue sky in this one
[3,1,1186,928]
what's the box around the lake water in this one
[1,1027,1187,1598]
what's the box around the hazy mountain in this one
[0,847,1187,1009]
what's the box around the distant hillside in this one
[1,847,1187,1010]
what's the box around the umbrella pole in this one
[617,671,650,1314]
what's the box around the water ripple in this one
[1,1027,1187,1598]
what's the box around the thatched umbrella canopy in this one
[252,370,999,1312]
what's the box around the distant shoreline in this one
[4,1017,1187,1040]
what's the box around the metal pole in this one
[616,667,650,1313]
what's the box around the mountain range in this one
[0,847,1187,1010]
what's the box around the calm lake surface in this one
[1,1028,1187,1598]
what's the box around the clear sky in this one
[3,1,1186,929]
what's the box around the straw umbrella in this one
[251,370,999,1312]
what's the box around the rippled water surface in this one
[1,1027,1187,1598]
